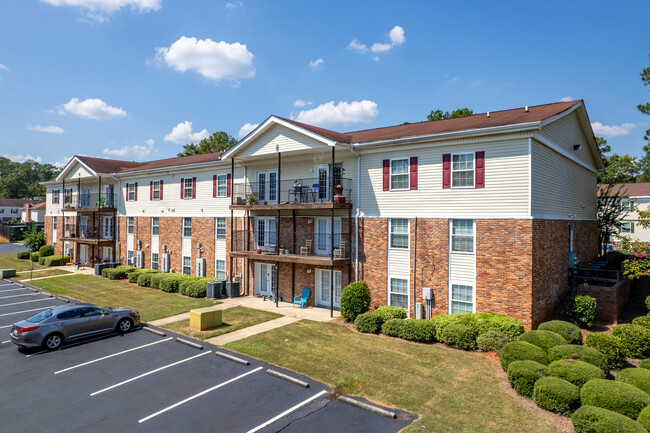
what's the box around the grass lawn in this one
[14,268,72,280]
[226,320,560,433]
[29,274,218,322]
[0,252,44,271]
[162,306,282,340]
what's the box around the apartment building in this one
[599,183,650,244]
[43,100,602,329]
[0,198,42,222]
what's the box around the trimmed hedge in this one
[538,320,583,345]
[612,324,650,359]
[533,376,581,416]
[159,274,189,293]
[16,250,30,259]
[136,271,160,287]
[581,378,650,419]
[477,331,510,352]
[178,277,211,298]
[641,359,650,370]
[38,245,54,257]
[507,360,548,398]
[340,281,371,322]
[572,406,648,433]
[30,252,39,262]
[107,269,127,280]
[115,265,138,275]
[548,344,608,373]
[499,341,549,371]
[517,330,567,352]
[43,255,69,266]
[585,332,627,371]
[565,293,597,328]
[431,312,524,342]
[101,268,113,278]
[354,312,383,334]
[381,318,404,338]
[128,269,158,284]
[547,359,606,388]
[373,306,407,322]
[382,319,437,343]
[440,322,479,350]
[616,368,650,396]
[637,405,650,431]
[149,273,168,290]
[632,316,650,331]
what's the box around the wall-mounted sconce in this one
[573,144,582,151]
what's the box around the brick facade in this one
[44,216,53,250]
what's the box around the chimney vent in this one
[525,106,529,112]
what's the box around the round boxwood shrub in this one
[585,332,627,371]
[38,244,54,257]
[477,331,509,352]
[179,277,211,298]
[581,378,650,419]
[430,314,458,341]
[632,316,650,331]
[637,405,650,431]
[398,319,437,343]
[159,274,188,293]
[128,269,157,284]
[613,324,650,359]
[617,368,650,396]
[646,295,650,313]
[381,318,404,338]
[517,330,567,352]
[507,360,548,398]
[115,265,138,275]
[499,340,549,371]
[548,344,608,373]
[16,250,30,259]
[439,321,478,350]
[354,312,382,334]
[149,273,167,290]
[538,320,583,345]
[572,405,648,433]
[373,305,407,323]
[641,359,650,370]
[101,267,112,278]
[340,281,371,322]
[43,255,69,266]
[533,376,581,416]
[108,269,127,280]
[547,359,606,388]
[30,252,39,262]
[136,271,160,287]
[476,314,525,341]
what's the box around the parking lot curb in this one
[175,337,203,350]
[26,287,39,292]
[143,326,167,337]
[55,296,70,303]
[338,396,397,419]
[215,351,250,366]
[266,369,310,388]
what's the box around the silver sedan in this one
[10,304,140,350]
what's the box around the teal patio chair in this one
[293,288,310,309]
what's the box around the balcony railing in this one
[232,230,350,259]
[232,178,352,205]
[63,193,117,209]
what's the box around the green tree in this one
[23,226,45,252]
[427,108,474,122]
[634,57,650,181]
[598,154,639,184]
[177,131,237,157]
[638,55,650,143]
[597,184,629,257]
[0,157,60,199]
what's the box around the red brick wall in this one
[412,218,449,317]
[136,217,151,268]
[357,218,388,307]
[577,278,631,324]
[44,216,53,247]
[193,217,215,277]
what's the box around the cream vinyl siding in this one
[616,198,650,243]
[215,217,227,260]
[531,139,597,219]
[388,248,410,274]
[449,253,476,283]
[47,188,63,214]
[539,111,598,169]
[359,137,530,217]
[237,124,328,158]
[65,164,94,180]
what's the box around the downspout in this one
[349,146,361,281]
[111,174,120,263]
[413,216,417,318]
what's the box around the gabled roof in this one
[31,202,47,210]
[0,199,41,207]
[598,183,650,197]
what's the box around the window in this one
[64,188,73,204]
[621,200,634,212]
[184,178,193,199]
[64,216,70,234]
[450,284,474,314]
[152,217,159,235]
[182,256,191,275]
[0,209,3,214]
[52,190,59,204]
[127,250,133,265]
[216,217,226,239]
[52,241,56,252]
[151,253,159,270]
[183,217,192,237]
[215,259,226,280]
[451,219,474,253]
[389,278,409,311]
[127,217,134,234]
[10,209,18,214]
[128,183,136,201]
[52,216,57,231]
[390,219,409,249]
[620,222,635,233]
[391,159,409,190]
[152,181,160,200]
[452,153,474,187]
[216,174,227,197]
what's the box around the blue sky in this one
[0,0,648,167]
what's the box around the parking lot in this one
[0,279,415,433]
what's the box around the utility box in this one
[415,303,424,320]
[422,287,432,300]
[196,258,206,277]
[136,251,145,268]
[0,269,16,278]
[189,307,222,331]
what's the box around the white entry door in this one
[81,187,91,208]
[255,262,276,296]
[256,218,276,252]
[315,269,342,308]
[314,165,329,202]
[103,216,113,239]
[256,171,278,204]
[102,247,112,261]
[79,245,89,265]
[314,218,341,256]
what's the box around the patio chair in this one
[309,184,320,202]
[300,239,312,255]
[293,288,310,309]
[333,240,346,258]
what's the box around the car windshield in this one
[25,309,53,323]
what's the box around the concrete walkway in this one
[206,316,300,346]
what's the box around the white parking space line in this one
[0,293,37,300]
[1,340,10,344]
[90,351,212,396]
[0,288,32,294]
[54,337,173,374]
[138,366,264,423]
[0,298,53,307]
[0,324,14,329]
[25,350,49,357]
[246,390,329,433]
[0,306,58,317]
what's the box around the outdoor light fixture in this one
[574,144,582,151]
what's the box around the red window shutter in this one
[159,180,163,200]
[475,151,485,188]
[227,174,231,197]
[382,159,390,191]
[192,177,197,199]
[125,184,129,202]
[134,182,138,201]
[52,190,55,204]
[150,181,153,200]
[213,175,217,198]
[410,156,418,190]
[180,178,184,199]
[442,154,451,189]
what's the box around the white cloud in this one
[309,58,324,68]
[0,64,9,72]
[51,156,72,168]
[155,36,255,84]
[238,122,259,138]
[347,39,368,53]
[291,100,378,128]
[294,99,313,108]
[40,0,161,21]
[349,25,405,55]
[470,79,482,87]
[591,122,639,138]
[58,97,127,120]
[3,154,43,163]
[164,121,209,144]
[145,138,155,145]
[448,76,458,83]
[26,125,64,134]
[388,25,405,46]
[225,1,243,11]
[370,43,391,53]
[560,96,574,102]
[102,141,153,160]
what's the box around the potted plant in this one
[246,193,257,205]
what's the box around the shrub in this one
[43,255,69,266]
[136,271,160,287]
[38,256,45,265]
[646,296,650,314]
[159,274,189,293]
[617,368,650,396]
[475,313,525,340]
[538,320,583,345]
[149,273,168,290]
[613,324,650,359]
[354,312,383,334]
[533,377,581,416]
[547,359,606,388]
[108,269,127,280]
[641,359,650,370]
[565,293,597,328]
[381,318,404,338]
[430,314,458,340]
[439,322,478,350]
[340,281,371,322]
[637,405,650,431]
[581,378,650,419]
[585,332,627,371]
[30,252,39,262]
[179,277,211,298]
[572,406,648,433]
[517,330,567,352]
[548,344,608,373]
[16,250,30,259]
[373,305,407,322]
[633,316,650,331]
[499,341,549,371]
[398,319,437,343]
[115,265,138,275]
[38,245,54,257]
[507,360,548,398]
[128,269,158,284]
[477,331,510,352]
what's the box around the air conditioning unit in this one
[161,253,170,273]
[196,258,206,277]
[136,251,145,268]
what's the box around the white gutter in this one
[349,147,361,281]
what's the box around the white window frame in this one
[390,158,409,190]
[127,250,134,265]
[449,283,475,314]
[451,152,475,188]
[151,252,159,270]
[52,190,59,204]
[128,183,136,201]
[450,219,475,254]
[182,256,191,275]
[315,268,342,307]
[388,276,409,313]
[389,218,409,249]
[215,259,226,280]
[0,209,4,214]
[216,174,227,197]
[183,217,192,237]
[620,222,634,233]
[621,199,634,212]
[216,217,226,239]
[152,181,161,200]
[103,216,113,239]
[255,217,276,252]
[52,216,57,231]
[152,217,159,236]
[10,209,18,214]
[183,178,193,200]
[127,217,134,234]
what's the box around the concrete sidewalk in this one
[206,316,300,346]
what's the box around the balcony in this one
[230,179,352,210]
[60,225,114,244]
[62,193,117,211]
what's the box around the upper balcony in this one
[230,178,352,210]
[59,226,115,244]
[62,192,117,212]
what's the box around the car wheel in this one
[43,333,63,351]
[117,318,133,333]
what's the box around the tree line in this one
[0,157,61,200]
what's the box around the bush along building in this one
[42,100,602,329]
